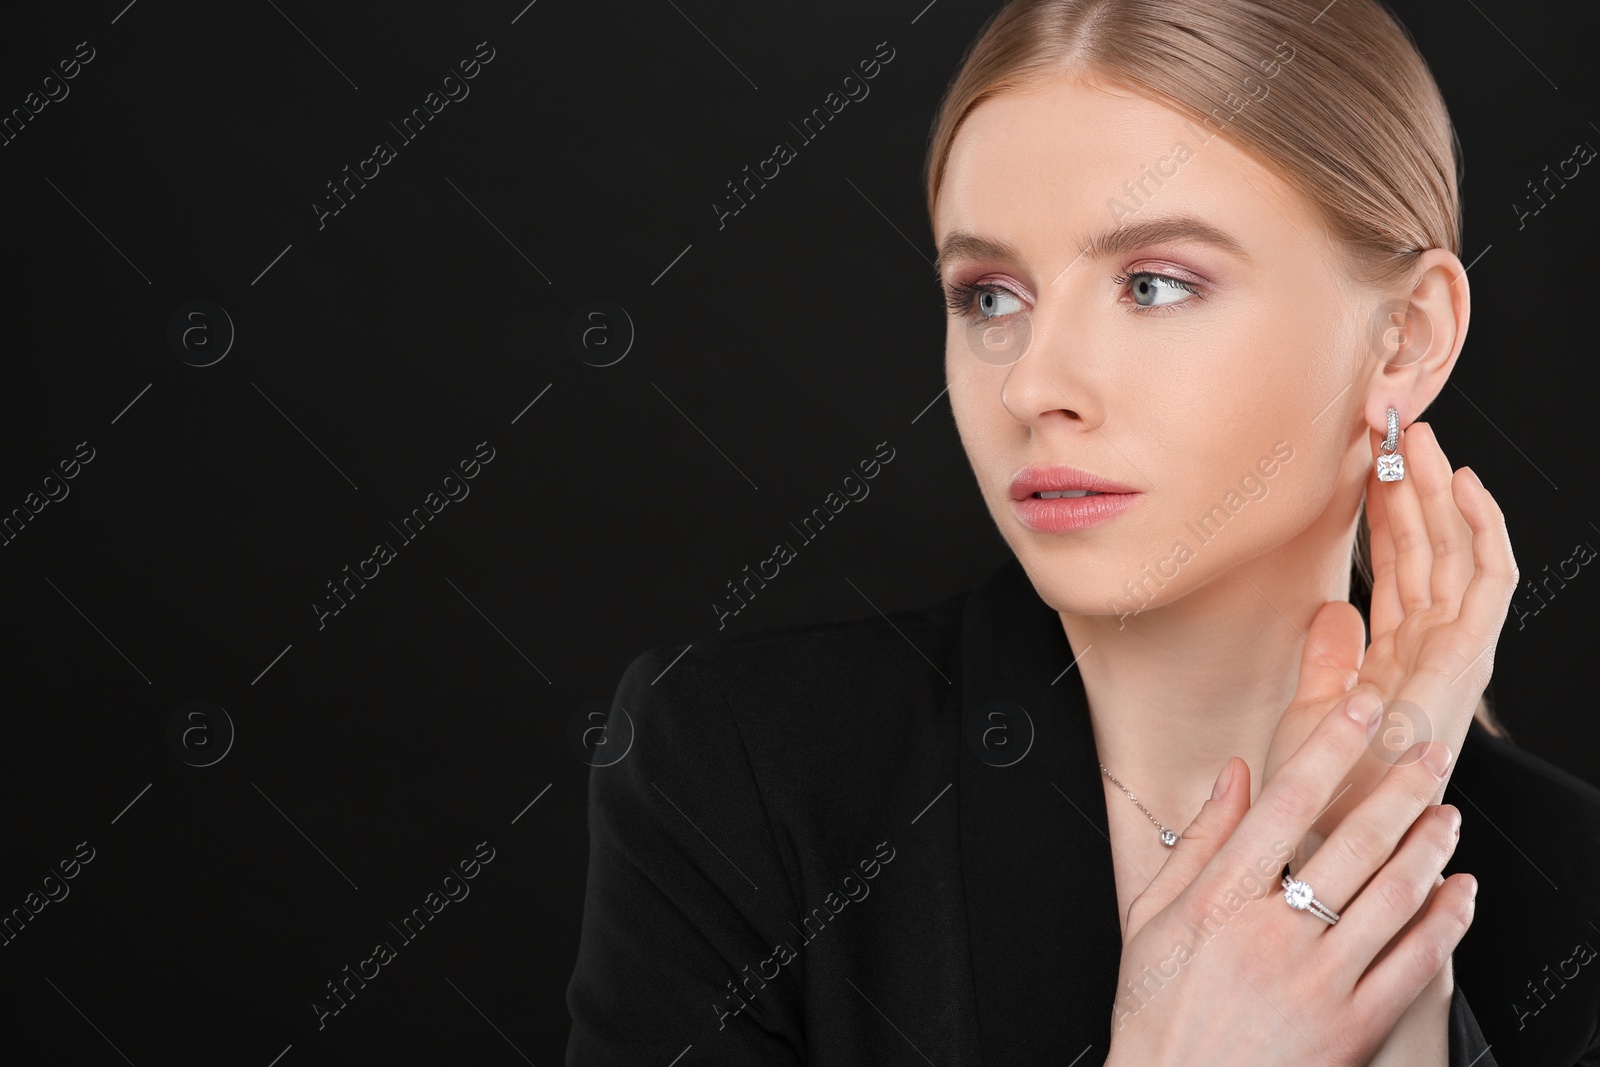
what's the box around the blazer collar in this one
[957,554,1123,1061]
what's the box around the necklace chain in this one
[1100,763,1180,847]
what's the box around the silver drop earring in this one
[1376,406,1405,482]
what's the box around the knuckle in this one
[1180,812,1222,846]
[1375,872,1425,918]
[1432,831,1460,872]
[1392,528,1430,555]
[1429,810,1461,854]
[1264,777,1318,823]
[1405,763,1442,807]
[1411,929,1451,980]
[1331,822,1385,869]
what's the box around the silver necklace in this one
[1099,763,1180,847]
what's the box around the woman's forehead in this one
[935,75,1331,276]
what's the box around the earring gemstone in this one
[1376,452,1405,482]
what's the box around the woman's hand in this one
[1104,695,1477,1067]
[1264,421,1517,872]
[1365,933,1455,1066]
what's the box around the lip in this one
[1008,464,1142,533]
[1009,465,1139,500]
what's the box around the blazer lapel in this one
[957,556,1125,1063]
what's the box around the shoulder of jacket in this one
[1453,718,1600,897]
[606,585,969,766]
[1460,719,1600,819]
[635,584,967,694]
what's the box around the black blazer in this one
[567,556,1600,1065]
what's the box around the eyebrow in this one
[933,214,1253,278]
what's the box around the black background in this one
[1,0,1595,1062]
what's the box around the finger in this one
[1350,871,1477,1028]
[1294,600,1366,703]
[1209,692,1384,908]
[1375,420,1434,616]
[1275,607,1375,875]
[1404,423,1474,617]
[1296,738,1454,915]
[1448,467,1519,677]
[1365,460,1402,639]
[1365,869,1449,977]
[1129,756,1251,935]
[1382,469,1517,725]
[1326,802,1460,989]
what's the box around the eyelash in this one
[1110,270,1202,309]
[943,271,1203,321]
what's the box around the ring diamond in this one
[1282,876,1341,925]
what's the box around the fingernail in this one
[1344,692,1382,725]
[1423,742,1454,778]
[1212,759,1234,800]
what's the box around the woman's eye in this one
[947,282,1026,321]
[976,287,1025,318]
[1119,271,1199,308]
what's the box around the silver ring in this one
[1281,875,1341,925]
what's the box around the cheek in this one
[946,346,970,433]
[1151,311,1336,477]
[1147,417,1325,579]
[947,351,1002,447]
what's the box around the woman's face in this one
[936,72,1377,619]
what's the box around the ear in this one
[1361,248,1470,435]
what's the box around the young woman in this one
[567,1,1600,1064]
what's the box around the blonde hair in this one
[924,0,1509,740]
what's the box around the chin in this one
[1013,524,1214,621]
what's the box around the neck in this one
[1062,507,1359,836]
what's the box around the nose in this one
[997,296,1103,430]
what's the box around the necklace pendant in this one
[1160,829,1179,847]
